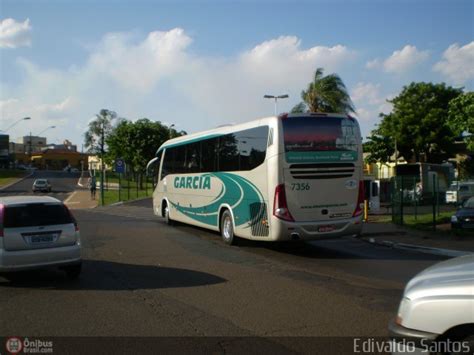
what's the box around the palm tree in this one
[292,68,355,114]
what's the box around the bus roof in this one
[156,112,354,155]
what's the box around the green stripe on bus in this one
[169,172,265,227]
[286,151,357,163]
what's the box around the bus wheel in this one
[163,202,174,226]
[220,210,237,245]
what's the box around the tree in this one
[375,82,462,163]
[448,92,474,150]
[290,102,307,114]
[106,118,185,183]
[291,68,355,114]
[363,125,395,165]
[84,109,119,205]
[84,109,118,155]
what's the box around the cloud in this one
[87,28,192,91]
[350,82,393,129]
[366,45,429,73]
[351,82,384,106]
[1,28,356,144]
[0,18,32,48]
[365,58,381,70]
[433,41,474,84]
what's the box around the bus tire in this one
[163,201,174,226]
[220,209,237,245]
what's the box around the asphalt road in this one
[0,197,446,353]
[0,170,80,201]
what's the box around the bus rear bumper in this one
[272,216,363,241]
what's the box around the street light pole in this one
[169,124,175,140]
[100,119,105,206]
[1,117,31,132]
[37,125,56,137]
[264,95,289,115]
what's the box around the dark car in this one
[451,197,474,229]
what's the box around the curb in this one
[362,237,472,258]
[105,196,151,207]
[0,171,34,191]
[361,231,407,237]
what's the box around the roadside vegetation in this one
[0,169,28,187]
[370,212,471,237]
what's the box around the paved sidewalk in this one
[64,189,98,209]
[361,220,474,256]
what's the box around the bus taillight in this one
[353,181,365,218]
[273,184,294,222]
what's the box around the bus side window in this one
[154,151,163,182]
[201,138,218,173]
[173,145,186,174]
[186,142,201,173]
[161,148,173,180]
[219,134,239,171]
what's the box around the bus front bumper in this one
[271,216,363,241]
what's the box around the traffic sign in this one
[115,158,125,173]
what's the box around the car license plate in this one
[31,235,54,243]
[318,225,335,232]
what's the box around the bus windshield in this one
[283,116,359,163]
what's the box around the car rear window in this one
[4,203,73,228]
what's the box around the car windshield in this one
[463,198,474,208]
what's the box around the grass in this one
[402,211,452,228]
[0,169,29,187]
[371,210,472,236]
[101,183,154,206]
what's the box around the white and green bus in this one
[147,113,364,244]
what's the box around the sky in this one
[1,0,473,148]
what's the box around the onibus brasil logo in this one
[5,337,53,354]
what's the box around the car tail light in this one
[65,205,79,232]
[0,204,4,237]
[273,184,294,222]
[352,181,365,218]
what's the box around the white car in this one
[32,179,52,193]
[0,196,82,279]
[389,255,474,354]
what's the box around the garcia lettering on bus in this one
[174,176,211,189]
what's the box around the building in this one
[42,139,78,152]
[0,134,9,168]
[30,149,88,171]
[17,135,48,154]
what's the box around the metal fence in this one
[98,170,155,205]
[390,175,459,230]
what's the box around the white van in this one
[446,181,474,204]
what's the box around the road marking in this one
[64,191,77,204]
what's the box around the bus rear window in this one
[282,116,359,163]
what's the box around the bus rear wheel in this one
[220,210,237,245]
